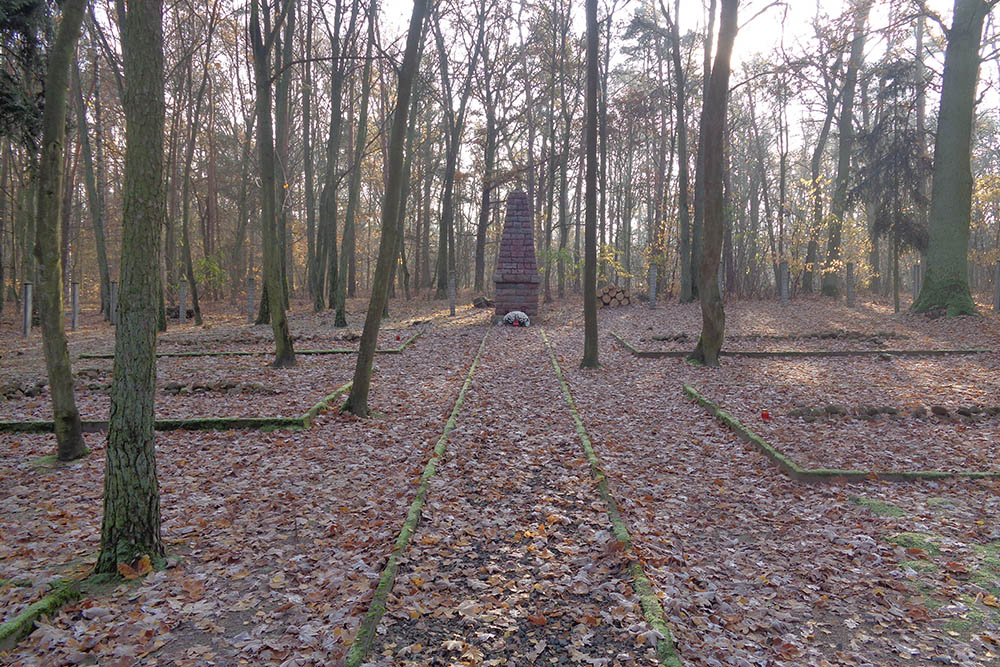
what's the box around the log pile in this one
[599,285,631,307]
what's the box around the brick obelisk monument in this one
[493,191,539,321]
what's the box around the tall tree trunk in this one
[34,0,87,461]
[273,0,295,302]
[96,0,165,573]
[0,145,6,317]
[474,107,496,293]
[665,0,692,301]
[303,0,316,302]
[821,0,871,296]
[250,0,295,366]
[73,58,112,322]
[335,21,375,328]
[690,0,717,300]
[178,7,218,325]
[581,0,599,368]
[431,0,485,299]
[690,0,737,367]
[913,0,990,316]
[344,0,426,419]
[315,0,356,311]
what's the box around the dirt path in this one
[367,327,661,665]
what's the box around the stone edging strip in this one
[0,579,81,651]
[0,382,353,435]
[77,329,425,359]
[0,382,355,651]
[541,329,683,667]
[684,384,1000,483]
[345,326,491,667]
[611,332,991,359]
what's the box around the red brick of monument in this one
[493,191,539,320]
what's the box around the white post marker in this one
[110,280,118,326]
[846,262,855,307]
[779,261,789,307]
[71,281,79,331]
[993,262,999,312]
[247,277,256,323]
[179,278,187,324]
[22,281,32,337]
[648,264,657,308]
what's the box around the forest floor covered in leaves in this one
[1,294,1000,665]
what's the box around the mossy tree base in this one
[912,275,977,317]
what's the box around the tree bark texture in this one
[821,0,871,297]
[346,0,426,416]
[34,0,87,461]
[690,0,737,367]
[581,0,599,368]
[335,3,375,327]
[250,0,295,366]
[913,0,989,316]
[96,0,165,573]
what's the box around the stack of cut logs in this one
[599,284,631,307]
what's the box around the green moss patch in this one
[849,495,907,517]
[887,532,942,556]
[899,559,938,572]
[0,579,81,651]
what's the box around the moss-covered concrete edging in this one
[612,332,990,359]
[0,382,353,435]
[345,327,491,667]
[684,384,1000,483]
[77,329,425,359]
[0,384,355,651]
[0,579,81,651]
[542,330,682,667]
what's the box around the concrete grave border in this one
[0,382,352,435]
[685,384,1000,483]
[77,329,424,359]
[345,326,491,667]
[542,330,682,667]
[611,331,991,359]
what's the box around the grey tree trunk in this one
[690,0,738,367]
[690,0,717,300]
[913,0,990,316]
[73,58,111,322]
[335,4,375,327]
[315,0,357,311]
[431,0,485,299]
[581,0,599,369]
[665,0,691,302]
[821,0,871,297]
[250,0,295,366]
[96,0,165,573]
[345,0,427,418]
[34,0,87,462]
